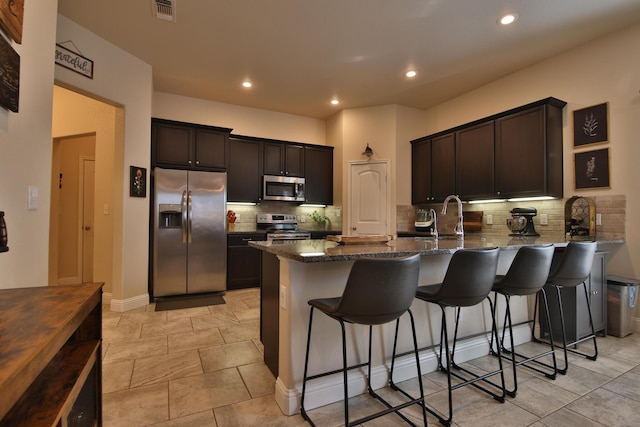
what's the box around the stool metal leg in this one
[303,307,428,427]
[492,290,557,397]
[554,282,599,375]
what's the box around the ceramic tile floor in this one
[102,288,640,426]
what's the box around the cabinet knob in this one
[591,290,599,295]
[84,226,91,231]
[188,160,192,165]
[196,160,200,165]
[352,226,357,231]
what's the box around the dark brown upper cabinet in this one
[152,118,231,171]
[411,133,455,204]
[263,142,304,177]
[411,97,566,203]
[495,103,564,199]
[228,137,263,203]
[304,145,334,205]
[456,121,495,200]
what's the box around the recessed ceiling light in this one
[405,70,417,78]
[330,99,340,105]
[242,81,252,88]
[499,13,518,25]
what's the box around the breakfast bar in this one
[250,236,613,416]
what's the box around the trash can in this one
[607,275,639,337]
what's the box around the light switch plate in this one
[596,213,602,226]
[486,214,493,225]
[28,186,38,210]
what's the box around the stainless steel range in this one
[256,213,311,241]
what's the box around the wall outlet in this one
[28,186,38,210]
[103,204,109,215]
[540,213,548,225]
[300,215,306,223]
[486,214,493,225]
[596,213,602,226]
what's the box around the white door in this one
[81,158,95,283]
[348,161,390,236]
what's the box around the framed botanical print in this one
[573,102,608,147]
[130,166,147,197]
[574,148,610,189]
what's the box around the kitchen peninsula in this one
[250,235,620,416]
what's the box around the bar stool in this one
[300,254,427,427]
[392,248,503,426]
[491,245,556,397]
[543,241,598,375]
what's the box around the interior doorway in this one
[348,160,390,236]
[49,134,96,284]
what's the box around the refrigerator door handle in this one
[187,190,193,243]
[181,190,188,243]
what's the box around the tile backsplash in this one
[225,202,342,232]
[397,194,625,240]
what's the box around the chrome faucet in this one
[442,194,464,238]
[429,208,438,239]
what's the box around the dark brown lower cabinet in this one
[227,233,266,290]
[261,251,280,376]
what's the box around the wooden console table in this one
[0,283,103,426]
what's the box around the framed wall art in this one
[130,166,147,198]
[573,102,608,147]
[574,148,609,189]
[0,33,19,112]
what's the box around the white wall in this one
[0,2,58,288]
[152,92,326,145]
[417,23,640,279]
[55,15,152,304]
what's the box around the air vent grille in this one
[151,0,176,22]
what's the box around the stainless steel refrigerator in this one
[153,168,226,297]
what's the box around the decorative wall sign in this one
[0,33,19,112]
[0,0,24,44]
[55,43,94,79]
[573,102,608,147]
[130,166,147,198]
[575,148,610,189]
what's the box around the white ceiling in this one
[57,0,640,119]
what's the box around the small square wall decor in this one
[573,102,608,147]
[574,148,610,189]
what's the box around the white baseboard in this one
[102,292,112,306]
[276,324,531,416]
[109,293,149,312]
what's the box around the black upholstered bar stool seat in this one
[491,245,556,396]
[543,241,598,374]
[392,248,503,426]
[300,254,427,427]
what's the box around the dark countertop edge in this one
[249,237,624,263]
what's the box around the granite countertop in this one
[248,235,624,263]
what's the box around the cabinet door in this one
[228,138,263,202]
[194,128,227,170]
[411,139,432,204]
[263,143,284,175]
[285,144,305,177]
[227,234,265,290]
[153,121,193,168]
[456,122,494,200]
[431,134,456,201]
[304,146,333,204]
[495,107,545,198]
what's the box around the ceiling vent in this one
[151,0,176,22]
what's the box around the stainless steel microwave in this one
[263,175,305,202]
